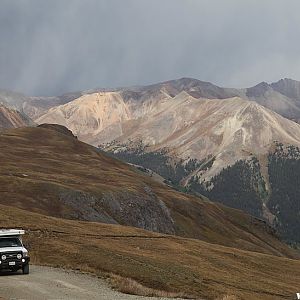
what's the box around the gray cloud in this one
[0,0,300,95]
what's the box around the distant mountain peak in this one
[271,78,300,100]
[246,82,271,97]
[274,77,300,84]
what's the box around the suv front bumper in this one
[0,257,30,270]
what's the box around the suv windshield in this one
[0,237,22,248]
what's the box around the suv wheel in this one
[22,264,29,275]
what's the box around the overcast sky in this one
[1,0,300,95]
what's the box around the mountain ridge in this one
[3,76,300,121]
[37,92,300,179]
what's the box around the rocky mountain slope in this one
[0,89,85,119]
[30,77,300,121]
[36,90,300,181]
[242,79,300,121]
[0,124,296,257]
[0,104,33,128]
[144,77,300,121]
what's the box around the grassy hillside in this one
[0,125,297,258]
[0,204,300,300]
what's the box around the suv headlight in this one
[1,255,6,260]
[17,254,22,259]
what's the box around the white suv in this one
[0,229,30,274]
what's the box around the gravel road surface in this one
[0,265,177,300]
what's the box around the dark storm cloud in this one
[1,0,300,95]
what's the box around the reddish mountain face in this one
[0,104,33,129]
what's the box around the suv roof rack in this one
[0,229,25,236]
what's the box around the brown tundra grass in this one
[109,274,194,299]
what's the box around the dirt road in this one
[0,265,175,300]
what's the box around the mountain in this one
[0,89,29,107]
[5,77,300,122]
[120,77,240,99]
[271,78,300,101]
[127,77,300,122]
[0,104,33,129]
[0,89,84,119]
[36,91,300,178]
[6,77,300,243]
[5,77,300,121]
[34,77,300,133]
[29,90,300,243]
[241,79,300,122]
[0,124,296,257]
